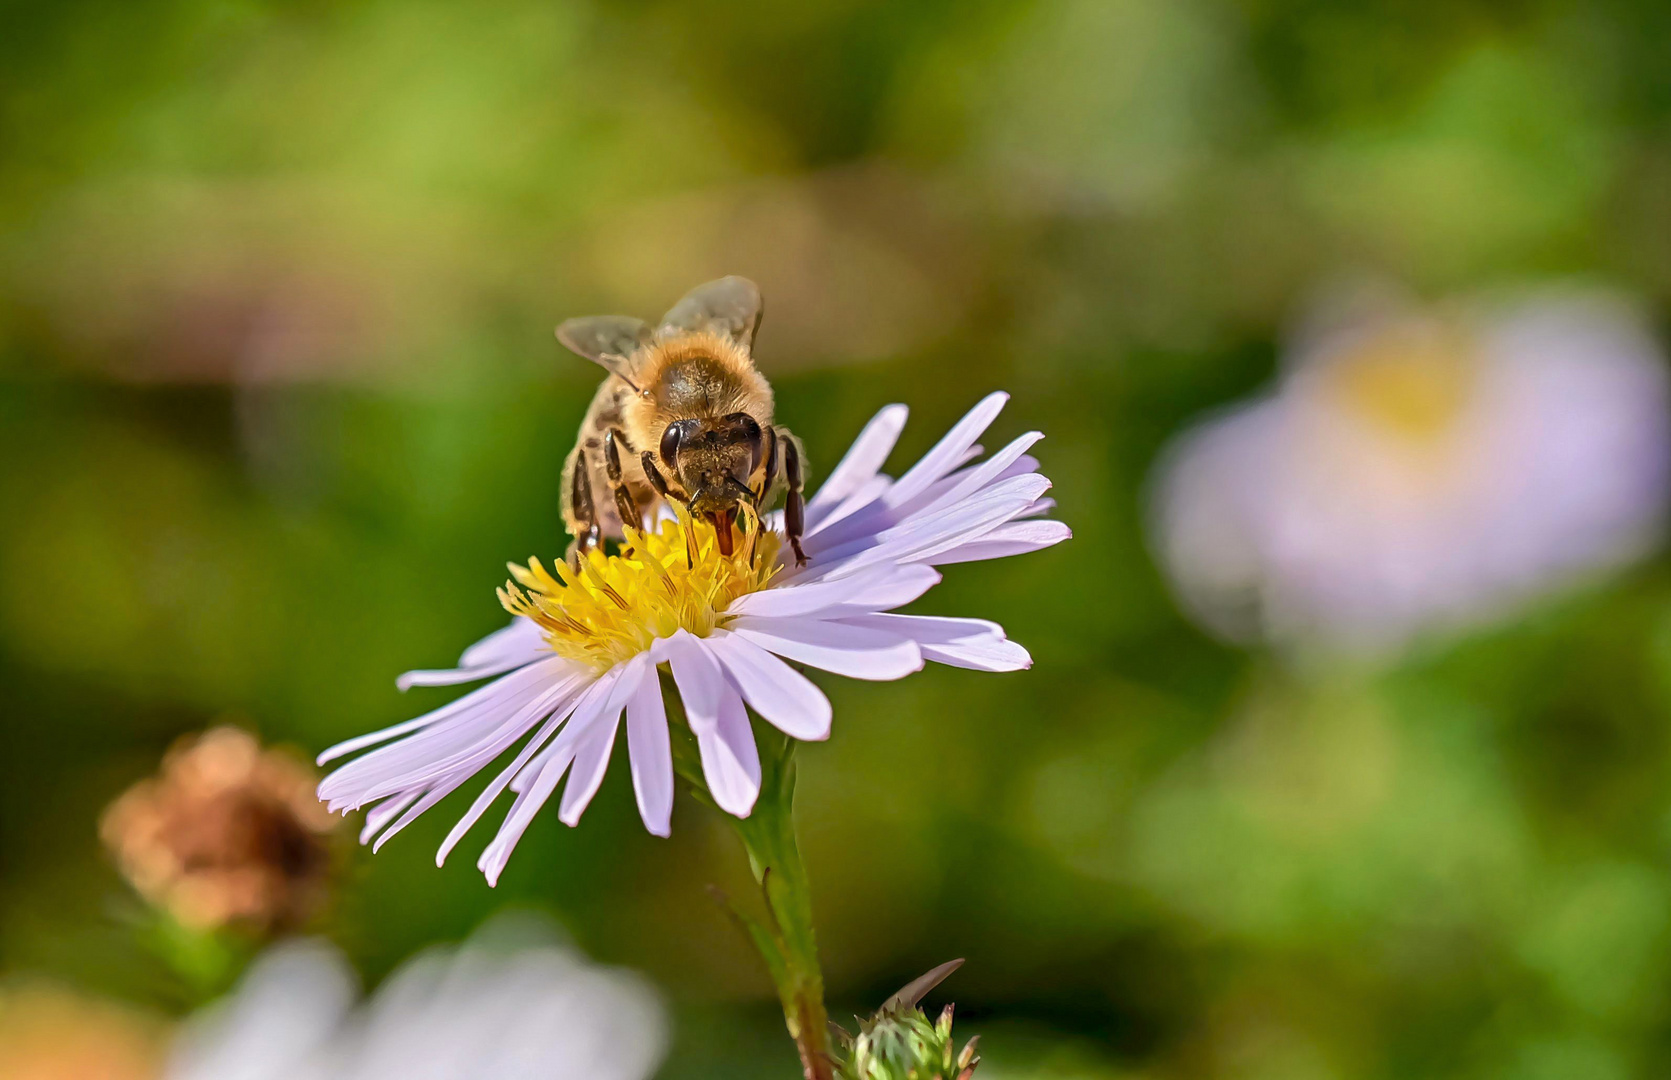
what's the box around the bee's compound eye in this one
[660,422,685,467]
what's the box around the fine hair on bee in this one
[554,276,808,570]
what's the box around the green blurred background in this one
[6,0,1671,1076]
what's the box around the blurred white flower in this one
[165,918,666,1080]
[1152,288,1671,654]
[318,394,1068,883]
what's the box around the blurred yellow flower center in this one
[1324,325,1477,445]
[498,512,782,672]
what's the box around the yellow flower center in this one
[1322,323,1478,447]
[498,509,783,673]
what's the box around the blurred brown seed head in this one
[0,985,162,1080]
[99,726,340,934]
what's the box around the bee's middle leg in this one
[779,428,807,566]
[603,429,643,537]
[754,425,779,505]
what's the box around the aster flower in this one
[102,726,341,933]
[165,917,665,1080]
[317,392,1067,884]
[1152,287,1671,654]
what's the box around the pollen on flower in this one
[498,508,783,672]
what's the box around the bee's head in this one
[660,412,764,552]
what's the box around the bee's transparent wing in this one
[556,316,653,380]
[659,276,763,350]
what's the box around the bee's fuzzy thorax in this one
[624,328,774,431]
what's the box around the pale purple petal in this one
[459,616,547,668]
[394,661,533,691]
[370,784,457,853]
[930,519,1073,565]
[998,454,1043,483]
[840,613,1033,671]
[1020,496,1056,518]
[318,661,586,809]
[906,431,1044,519]
[807,474,893,537]
[625,667,673,837]
[729,616,923,680]
[726,564,940,619]
[509,671,623,794]
[434,710,568,866]
[807,470,1053,569]
[478,735,576,886]
[810,473,1053,579]
[698,680,762,817]
[343,673,587,810]
[558,722,619,827]
[880,392,1008,508]
[318,657,573,767]
[705,630,833,740]
[477,672,623,885]
[664,634,763,816]
[663,631,726,734]
[559,656,650,825]
[396,618,548,690]
[359,791,422,845]
[410,670,597,864]
[804,404,908,524]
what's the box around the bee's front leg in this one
[639,451,685,507]
[641,451,696,568]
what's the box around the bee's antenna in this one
[602,355,643,394]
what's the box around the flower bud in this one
[836,989,979,1080]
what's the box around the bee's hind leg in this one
[566,449,602,572]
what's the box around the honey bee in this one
[555,276,807,568]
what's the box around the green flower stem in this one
[661,673,833,1080]
[139,909,252,1009]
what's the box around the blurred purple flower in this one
[1152,288,1671,654]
